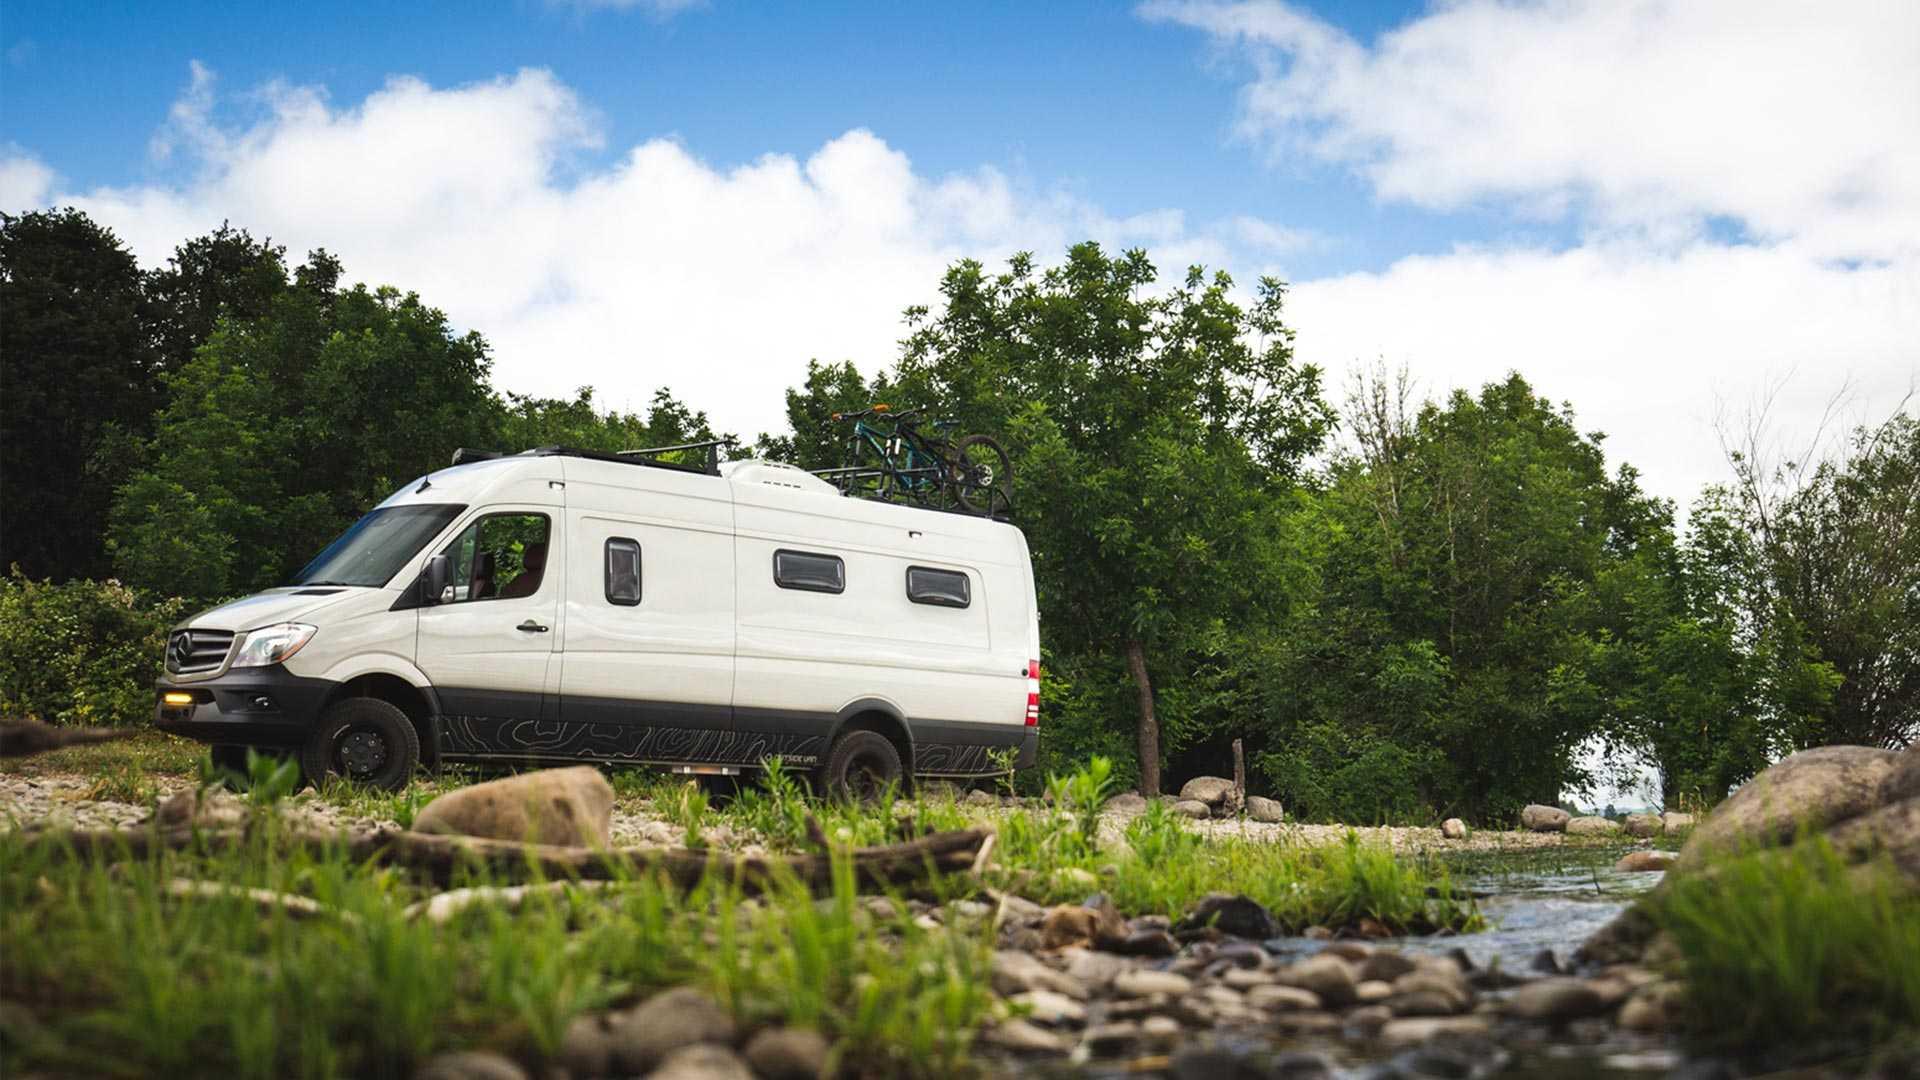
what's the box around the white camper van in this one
[154,446,1041,794]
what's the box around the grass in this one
[1651,837,1920,1056]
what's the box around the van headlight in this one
[231,623,317,668]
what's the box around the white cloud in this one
[0,149,53,207]
[22,66,1272,441]
[1145,0,1920,261]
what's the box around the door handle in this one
[517,620,549,633]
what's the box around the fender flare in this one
[310,655,444,716]
[826,697,915,765]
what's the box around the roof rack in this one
[616,437,737,476]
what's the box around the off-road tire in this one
[300,697,419,792]
[821,730,905,802]
[952,434,1013,514]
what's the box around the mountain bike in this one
[820,405,1012,515]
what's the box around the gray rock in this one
[1171,799,1212,819]
[557,1011,619,1077]
[1825,793,1920,890]
[1113,969,1193,997]
[1883,741,1920,805]
[1178,776,1240,812]
[1615,850,1676,872]
[1103,792,1149,815]
[1063,948,1129,991]
[964,788,998,807]
[1661,811,1697,834]
[1623,813,1662,837]
[1617,981,1686,1032]
[1010,989,1086,1027]
[1080,1020,1143,1055]
[742,1027,830,1080]
[1440,817,1468,840]
[410,766,614,847]
[1355,979,1394,1003]
[1275,954,1357,1006]
[1222,966,1277,989]
[1246,795,1285,823]
[1176,893,1280,939]
[1520,805,1570,832]
[1679,745,1896,866]
[1379,1016,1492,1045]
[1246,984,1321,1011]
[1566,815,1621,836]
[1357,951,1419,983]
[1391,967,1471,1013]
[991,950,1088,999]
[1502,977,1609,1022]
[1117,929,1178,957]
[983,1018,1073,1053]
[611,986,736,1074]
[648,1044,755,1080]
[412,1051,527,1080]
[1140,1015,1183,1041]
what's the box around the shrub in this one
[0,571,186,726]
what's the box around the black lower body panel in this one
[153,667,339,748]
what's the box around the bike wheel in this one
[952,434,1013,514]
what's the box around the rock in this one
[1275,954,1357,1007]
[1179,776,1241,814]
[1661,811,1697,834]
[1080,1020,1143,1055]
[1140,1015,1182,1041]
[1825,794,1920,889]
[1502,977,1609,1022]
[1172,1046,1330,1080]
[1171,799,1212,819]
[1103,792,1149,815]
[1679,745,1897,866]
[1113,969,1193,997]
[412,1051,528,1080]
[152,787,249,831]
[1062,948,1129,991]
[1440,817,1468,840]
[992,950,1087,999]
[1566,815,1621,836]
[1116,929,1179,957]
[1391,967,1471,1013]
[1615,850,1677,872]
[1344,1004,1394,1035]
[558,1011,619,1077]
[984,1018,1073,1053]
[610,987,736,1074]
[1222,967,1277,989]
[1883,742,1920,805]
[741,1027,829,1080]
[410,766,613,847]
[1529,949,1561,974]
[1246,795,1285,823]
[1010,989,1086,1027]
[1273,1010,1342,1035]
[1379,1016,1491,1045]
[1617,981,1687,1032]
[1246,984,1321,1012]
[1357,951,1419,983]
[648,1044,755,1080]
[963,788,997,807]
[1520,804,1571,832]
[1175,893,1280,940]
[1356,979,1394,1003]
[992,892,1047,926]
[1623,813,1662,838]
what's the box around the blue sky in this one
[3,1,1914,508]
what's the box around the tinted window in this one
[438,513,551,602]
[293,504,465,588]
[906,566,971,608]
[606,537,641,606]
[773,549,845,594]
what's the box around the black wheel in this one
[301,697,419,792]
[951,434,1012,514]
[820,730,904,802]
[209,744,253,789]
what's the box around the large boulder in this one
[1245,795,1285,823]
[1661,811,1696,835]
[1567,816,1621,837]
[1882,742,1920,805]
[410,766,614,847]
[1622,813,1662,838]
[1677,746,1897,868]
[1178,776,1241,815]
[1520,805,1570,832]
[1823,793,1920,890]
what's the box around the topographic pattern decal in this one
[913,742,999,776]
[440,716,828,766]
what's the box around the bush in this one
[0,571,186,726]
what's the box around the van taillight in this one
[1025,659,1040,726]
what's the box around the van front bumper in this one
[153,666,339,748]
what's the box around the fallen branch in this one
[405,880,617,924]
[164,877,354,923]
[22,822,994,893]
[0,720,135,758]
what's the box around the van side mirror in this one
[422,554,451,605]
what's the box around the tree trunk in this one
[1126,638,1161,796]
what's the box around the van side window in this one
[773,549,845,594]
[605,537,641,606]
[439,513,550,602]
[906,566,971,608]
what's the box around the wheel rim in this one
[844,752,897,801]
[336,727,390,778]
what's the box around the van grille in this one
[166,629,235,675]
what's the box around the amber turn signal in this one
[162,692,194,706]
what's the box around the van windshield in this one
[292,504,466,588]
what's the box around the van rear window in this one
[773,550,845,594]
[906,566,971,608]
[606,538,641,605]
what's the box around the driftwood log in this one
[0,719,135,758]
[21,823,994,893]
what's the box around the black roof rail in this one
[526,440,734,477]
[616,437,737,476]
[450,447,504,466]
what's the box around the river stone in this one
[1440,817,1468,840]
[1356,979,1394,1003]
[1503,977,1609,1022]
[992,950,1087,998]
[649,1044,755,1080]
[1379,1016,1491,1045]
[1276,954,1357,1006]
[1520,804,1570,832]
[741,1027,829,1080]
[1246,795,1285,823]
[1179,776,1240,813]
[1176,893,1280,940]
[1104,791,1149,815]
[1392,967,1471,1012]
[410,766,613,847]
[1623,813,1662,838]
[1063,948,1129,991]
[985,1018,1073,1053]
[1566,815,1621,836]
[1357,951,1419,983]
[1661,811,1697,834]
[412,1051,528,1080]
[557,1011,619,1076]
[1172,799,1213,819]
[1113,969,1193,997]
[1081,1020,1143,1055]
[1678,745,1898,867]
[1824,794,1920,889]
[1247,984,1321,1012]
[1011,989,1086,1027]
[1616,850,1676,872]
[1617,981,1687,1032]
[610,987,736,1075]
[1883,743,1920,804]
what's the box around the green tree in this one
[144,223,288,376]
[0,209,158,581]
[890,245,1333,794]
[753,359,890,470]
[498,386,730,464]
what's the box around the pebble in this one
[1379,1016,1493,1045]
[1246,984,1321,1012]
[1356,979,1394,1003]
[1275,954,1358,1006]
[1063,949,1129,991]
[1615,850,1677,872]
[984,1018,1073,1054]
[741,1027,829,1080]
[1441,817,1469,839]
[648,1043,755,1080]
[411,1051,527,1080]
[612,987,736,1074]
[1081,1020,1143,1055]
[1113,969,1193,997]
[1222,967,1278,990]
[992,950,1088,999]
[1502,978,1609,1022]
[1358,951,1419,983]
[1011,989,1087,1026]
